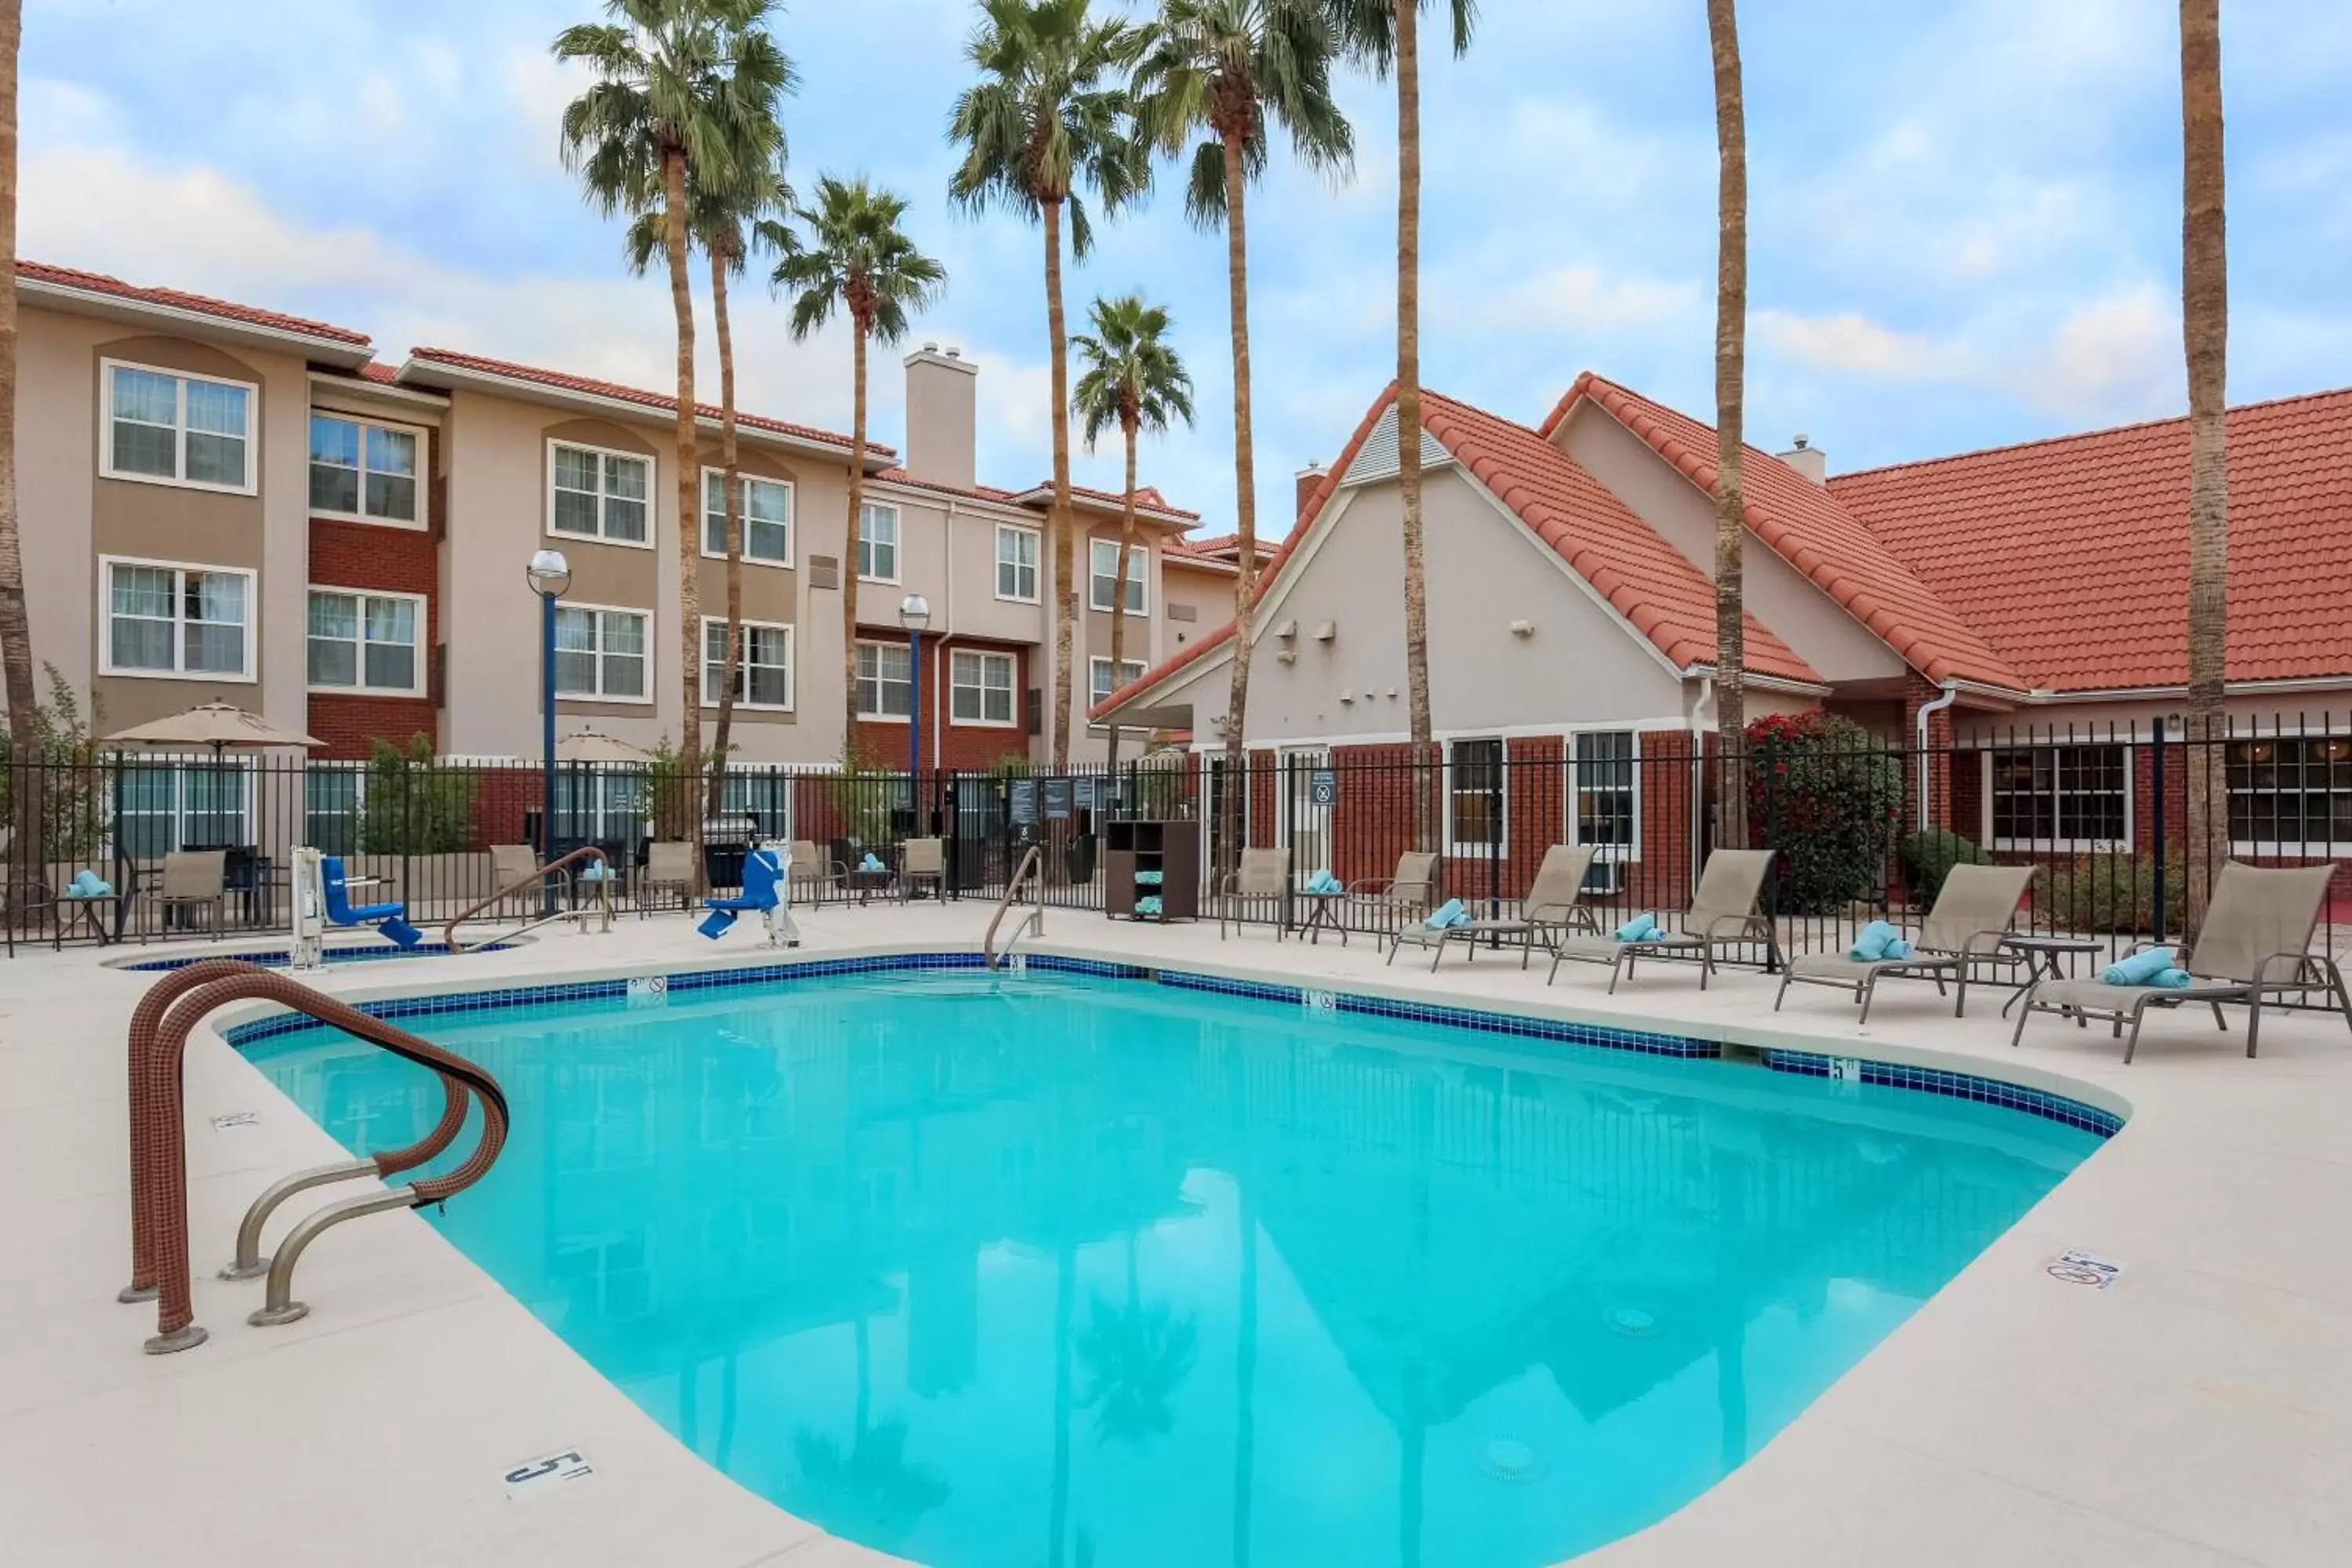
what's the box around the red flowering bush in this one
[1744,712,1904,913]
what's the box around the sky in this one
[20,0,2352,538]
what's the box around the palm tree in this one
[1704,0,1748,848]
[949,0,1149,769]
[1073,296,1196,775]
[627,154,796,814]
[2180,0,2230,933]
[1133,0,1353,877]
[767,177,947,754]
[1324,2,1475,855]
[555,0,790,883]
[0,0,39,920]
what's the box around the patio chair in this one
[1217,846,1292,939]
[1775,862,2036,1022]
[1358,851,1442,934]
[1388,844,1599,972]
[1547,848,1778,992]
[154,850,227,935]
[639,840,695,915]
[2011,861,2352,1062]
[787,839,844,906]
[490,844,541,910]
[900,838,946,902]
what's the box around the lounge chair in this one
[786,839,844,906]
[154,850,227,935]
[1775,862,2036,1022]
[639,840,695,914]
[1217,846,1291,939]
[900,838,946,902]
[1548,848,1778,992]
[1359,851,1442,934]
[2011,861,2352,1062]
[1388,844,1599,972]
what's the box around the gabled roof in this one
[1004,479,1200,523]
[1544,373,2024,692]
[20,260,374,356]
[1829,387,2352,691]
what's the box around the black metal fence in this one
[2,715,2344,961]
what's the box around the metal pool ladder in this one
[440,844,614,953]
[985,844,1046,971]
[118,960,510,1354]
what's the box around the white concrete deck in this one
[2,902,2347,1567]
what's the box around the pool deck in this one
[2,902,2347,1567]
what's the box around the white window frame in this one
[99,358,259,495]
[307,411,428,529]
[1443,736,1508,861]
[858,503,902,584]
[1088,655,1146,716]
[113,754,256,860]
[995,524,1040,604]
[699,615,796,711]
[305,586,427,697]
[98,555,259,683]
[699,467,794,568]
[950,649,1019,728]
[1088,539,1149,614]
[855,639,913,723]
[1981,743,2133,852]
[553,601,655,704]
[1566,728,1641,862]
[546,439,655,550]
[2225,733,2352,858]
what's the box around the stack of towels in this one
[579,862,614,883]
[1305,869,1342,895]
[64,869,114,899]
[1424,898,1471,931]
[1136,869,1163,887]
[858,852,886,873]
[1614,913,1663,942]
[1137,895,1163,918]
[1849,920,1915,962]
[2102,946,2194,989]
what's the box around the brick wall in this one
[850,634,1032,775]
[1900,674,1955,833]
[308,517,440,760]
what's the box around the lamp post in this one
[899,593,931,830]
[526,550,572,915]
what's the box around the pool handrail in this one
[439,844,612,954]
[985,844,1046,971]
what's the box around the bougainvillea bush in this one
[1743,712,1904,914]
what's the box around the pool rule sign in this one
[1008,777,1040,826]
[1043,779,1076,821]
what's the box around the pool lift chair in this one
[698,841,799,947]
[289,847,424,969]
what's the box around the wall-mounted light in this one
[1312,621,1337,642]
[1274,619,1299,641]
[1509,619,1535,638]
[1274,648,1298,666]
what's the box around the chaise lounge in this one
[1774,862,2037,1022]
[1547,848,1778,992]
[1388,844,1599,971]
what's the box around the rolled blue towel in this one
[1426,898,1465,930]
[579,862,614,882]
[2103,946,2177,986]
[1882,938,1913,960]
[1136,869,1163,887]
[67,869,103,897]
[1615,913,1659,942]
[1849,920,1901,961]
[1137,895,1162,917]
[2152,967,2194,989]
[859,853,884,873]
[1308,870,1339,895]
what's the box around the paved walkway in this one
[1,902,2346,1566]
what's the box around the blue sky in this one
[20,0,2352,535]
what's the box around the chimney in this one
[1777,434,1827,485]
[1295,461,1328,519]
[903,343,978,491]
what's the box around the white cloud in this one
[1756,310,1969,381]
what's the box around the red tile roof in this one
[1007,478,1201,521]
[1544,373,2024,692]
[405,347,889,456]
[20,260,372,347]
[870,466,1021,504]
[1830,387,2352,691]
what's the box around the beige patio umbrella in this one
[103,701,322,757]
[555,730,651,764]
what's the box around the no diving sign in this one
[1308,768,1338,808]
[2046,1249,2127,1290]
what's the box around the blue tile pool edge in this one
[216,949,2122,1140]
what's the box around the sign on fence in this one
[1008,778,1040,825]
[1073,777,1096,811]
[1043,779,1074,821]
[1309,768,1339,808]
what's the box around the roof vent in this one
[945,347,962,359]
[923,341,939,354]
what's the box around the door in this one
[1279,748,1333,883]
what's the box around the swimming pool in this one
[238,960,2107,1567]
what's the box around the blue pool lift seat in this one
[321,855,423,949]
[699,845,785,940]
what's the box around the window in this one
[1089,539,1149,613]
[2227,737,2352,849]
[307,590,422,694]
[303,766,365,857]
[554,768,648,844]
[310,415,420,524]
[554,606,651,700]
[1572,731,1638,853]
[855,641,913,719]
[117,761,249,859]
[952,650,1017,725]
[1988,745,2128,846]
[102,361,254,492]
[996,525,1040,601]
[702,470,792,564]
[858,504,900,581]
[718,768,796,840]
[549,442,651,544]
[103,559,252,679]
[1089,656,1146,710]
[1448,738,1506,855]
[702,619,794,710]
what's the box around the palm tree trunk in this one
[1105,415,1140,775]
[2180,0,2230,936]
[1396,0,1436,855]
[844,321,869,761]
[0,0,40,916]
[1043,198,1076,771]
[1706,0,1749,851]
[662,147,706,891]
[1219,129,1260,884]
[706,248,746,819]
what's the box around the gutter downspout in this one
[1915,679,1960,831]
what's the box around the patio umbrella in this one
[554,730,651,764]
[102,701,322,757]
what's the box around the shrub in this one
[0,666,107,865]
[1745,712,1904,915]
[2037,853,2185,935]
[1900,829,1994,909]
[358,735,477,855]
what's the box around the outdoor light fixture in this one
[525,549,572,916]
[526,548,572,599]
[899,593,932,788]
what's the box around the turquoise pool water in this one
[242,968,2101,1567]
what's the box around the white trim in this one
[853,637,913,723]
[1087,539,1150,615]
[25,277,370,365]
[97,555,259,683]
[545,437,656,551]
[949,648,1021,728]
[98,358,260,496]
[304,585,428,698]
[1442,735,1509,860]
[1567,727,1642,865]
[994,523,1041,604]
[553,600,655,705]
[698,615,796,711]
[307,410,430,531]
[1980,741,2135,854]
[857,503,902,585]
[698,467,795,568]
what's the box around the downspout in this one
[1915,679,1959,831]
